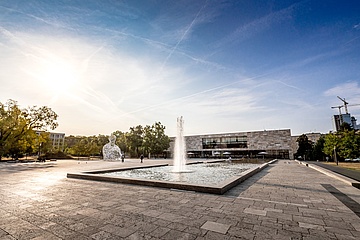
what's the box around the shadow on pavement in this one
[0,162,57,173]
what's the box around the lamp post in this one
[38,142,42,160]
[334,146,338,166]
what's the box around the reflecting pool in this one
[101,162,261,185]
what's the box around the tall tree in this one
[312,135,326,161]
[36,131,52,159]
[126,125,144,157]
[337,130,360,160]
[112,130,127,154]
[0,100,58,160]
[143,122,170,158]
[295,134,313,160]
[323,132,339,160]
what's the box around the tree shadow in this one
[0,162,57,173]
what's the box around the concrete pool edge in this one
[67,159,278,194]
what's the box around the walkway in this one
[0,159,360,239]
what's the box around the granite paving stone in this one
[200,221,231,234]
[161,229,196,240]
[149,226,171,238]
[0,159,360,239]
[244,207,267,216]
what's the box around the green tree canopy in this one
[126,125,144,157]
[0,99,58,160]
[143,122,170,158]
[323,130,360,161]
[295,134,313,160]
[312,135,326,161]
[112,130,127,154]
[339,130,359,159]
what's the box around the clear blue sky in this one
[1,0,360,136]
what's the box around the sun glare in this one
[42,62,77,92]
[37,56,80,95]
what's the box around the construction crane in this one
[337,96,349,114]
[331,96,360,130]
[331,105,343,115]
[334,96,360,114]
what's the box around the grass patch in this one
[323,162,360,172]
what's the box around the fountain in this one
[68,118,277,194]
[173,116,189,172]
[103,134,122,161]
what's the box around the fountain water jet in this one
[173,116,190,172]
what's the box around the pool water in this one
[102,162,261,185]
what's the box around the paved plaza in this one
[0,159,360,239]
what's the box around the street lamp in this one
[38,142,42,160]
[334,146,338,165]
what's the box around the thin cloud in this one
[91,26,226,71]
[116,71,272,119]
[324,82,360,97]
[158,0,209,73]
[214,2,298,49]
[274,80,303,92]
[0,26,26,46]
[0,4,76,31]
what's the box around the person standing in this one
[140,154,144,163]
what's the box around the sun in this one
[41,61,78,92]
[36,56,80,95]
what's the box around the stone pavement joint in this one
[0,159,360,239]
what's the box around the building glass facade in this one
[169,129,294,160]
[202,136,247,149]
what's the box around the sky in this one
[1,0,360,137]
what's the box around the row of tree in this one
[2,99,359,161]
[65,122,171,158]
[296,123,360,162]
[0,99,171,160]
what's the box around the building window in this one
[221,136,247,148]
[202,136,247,149]
[202,138,220,149]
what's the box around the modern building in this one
[169,129,294,160]
[49,132,65,151]
[36,131,65,151]
[332,113,360,131]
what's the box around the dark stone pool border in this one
[67,159,277,194]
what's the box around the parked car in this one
[345,158,360,162]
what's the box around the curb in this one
[295,160,360,189]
